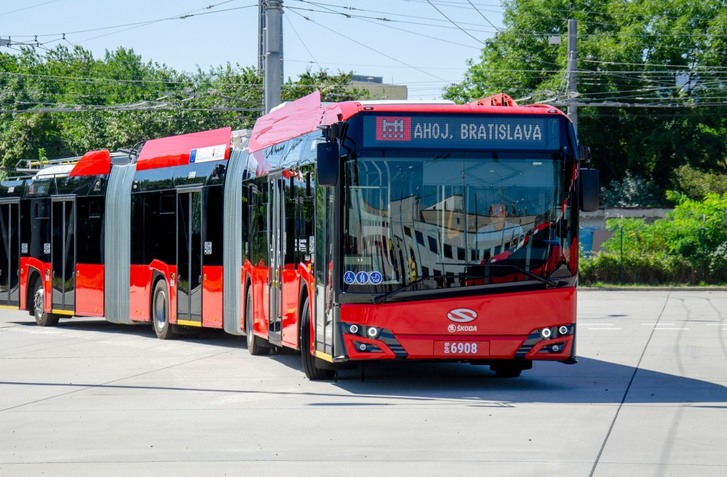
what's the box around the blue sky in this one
[0,0,503,99]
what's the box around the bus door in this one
[0,200,20,306]
[177,188,203,325]
[51,197,76,314]
[267,174,285,344]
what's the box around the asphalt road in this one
[1,289,726,476]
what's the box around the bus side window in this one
[302,170,315,262]
[241,183,250,260]
[284,176,296,265]
[250,179,267,264]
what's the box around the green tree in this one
[284,69,368,102]
[445,0,727,197]
[0,46,365,173]
[600,171,661,207]
[671,164,727,200]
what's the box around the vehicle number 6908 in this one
[444,342,478,354]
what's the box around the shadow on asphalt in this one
[10,317,727,405]
[317,358,727,405]
[11,317,246,349]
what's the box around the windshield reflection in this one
[342,154,569,296]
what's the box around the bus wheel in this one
[32,280,58,327]
[301,296,335,381]
[245,287,269,355]
[490,361,526,378]
[152,280,174,340]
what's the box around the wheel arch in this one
[298,282,310,350]
[149,271,168,318]
[25,268,43,315]
[243,276,252,336]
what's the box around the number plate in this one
[434,340,490,357]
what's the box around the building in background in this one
[351,75,408,100]
[580,208,671,255]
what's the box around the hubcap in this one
[154,289,167,330]
[34,289,44,320]
[246,304,252,346]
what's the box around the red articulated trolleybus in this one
[0,91,599,379]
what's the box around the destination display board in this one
[362,114,562,150]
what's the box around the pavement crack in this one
[589,292,671,477]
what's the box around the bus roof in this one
[33,164,75,179]
[249,91,567,153]
[136,127,232,171]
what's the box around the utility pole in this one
[567,18,578,134]
[257,2,265,73]
[262,0,283,113]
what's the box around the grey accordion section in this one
[222,146,249,335]
[104,163,136,324]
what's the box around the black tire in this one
[300,296,335,380]
[491,361,525,378]
[245,287,269,355]
[32,280,59,327]
[152,280,174,340]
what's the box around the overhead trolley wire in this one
[285,7,452,83]
[425,0,486,44]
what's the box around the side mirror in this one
[317,142,339,186]
[579,168,600,212]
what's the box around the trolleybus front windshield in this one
[341,153,569,296]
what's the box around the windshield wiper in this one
[371,266,561,305]
[372,276,436,304]
[484,263,561,287]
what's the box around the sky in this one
[0,0,504,100]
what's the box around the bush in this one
[580,192,727,285]
[580,252,698,286]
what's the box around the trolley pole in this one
[567,18,578,135]
[263,0,283,113]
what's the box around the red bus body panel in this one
[281,264,300,348]
[129,264,152,321]
[75,263,104,316]
[69,150,111,177]
[136,128,231,171]
[247,262,306,348]
[248,92,323,153]
[130,262,178,323]
[250,263,270,336]
[339,288,576,361]
[202,265,223,329]
[19,257,49,311]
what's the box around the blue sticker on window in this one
[356,271,368,284]
[344,271,356,285]
[370,271,382,284]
